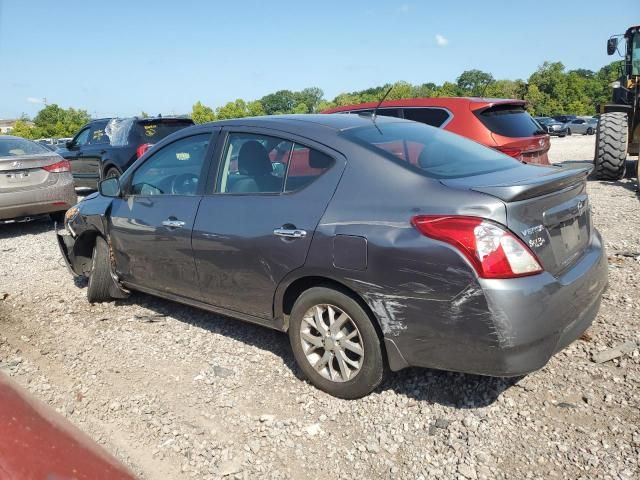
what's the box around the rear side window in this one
[402,108,450,127]
[344,122,520,179]
[349,108,401,118]
[475,105,545,138]
[284,145,334,192]
[131,120,194,144]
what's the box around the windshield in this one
[343,121,521,179]
[632,31,640,76]
[0,137,52,157]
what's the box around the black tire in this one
[105,167,121,179]
[49,211,66,224]
[567,128,572,136]
[87,237,113,303]
[587,127,594,135]
[288,287,384,399]
[559,134,566,138]
[594,112,628,180]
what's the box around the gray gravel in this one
[0,134,639,479]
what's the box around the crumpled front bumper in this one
[55,224,80,277]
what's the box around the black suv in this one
[59,116,194,188]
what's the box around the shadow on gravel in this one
[106,291,520,408]
[0,217,54,240]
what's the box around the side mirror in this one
[607,37,618,55]
[99,177,121,198]
[66,140,75,150]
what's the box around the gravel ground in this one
[0,134,639,480]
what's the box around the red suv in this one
[323,98,550,165]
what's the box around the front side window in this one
[218,133,292,194]
[74,128,91,147]
[130,133,210,196]
[403,108,450,127]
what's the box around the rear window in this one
[131,120,194,144]
[0,137,51,157]
[343,121,520,179]
[476,105,545,138]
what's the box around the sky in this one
[0,0,637,119]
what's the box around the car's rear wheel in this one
[87,237,113,303]
[587,127,594,135]
[288,287,384,399]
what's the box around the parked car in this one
[323,98,551,165]
[0,136,76,222]
[552,114,577,124]
[55,137,73,148]
[564,118,597,135]
[35,138,57,151]
[0,371,135,479]
[57,116,194,188]
[534,117,568,137]
[57,114,607,399]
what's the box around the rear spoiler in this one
[468,167,591,202]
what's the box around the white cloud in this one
[435,34,449,47]
[399,3,410,13]
[26,97,44,104]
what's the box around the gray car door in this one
[192,127,345,320]
[109,130,217,299]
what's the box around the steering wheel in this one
[171,173,199,195]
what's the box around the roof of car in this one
[323,97,526,114]
[204,113,408,132]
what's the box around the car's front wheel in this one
[587,127,594,135]
[288,287,384,399]
[87,236,114,303]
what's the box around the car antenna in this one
[371,85,394,123]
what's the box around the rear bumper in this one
[385,230,608,376]
[0,174,77,220]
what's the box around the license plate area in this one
[559,217,581,251]
[5,170,30,182]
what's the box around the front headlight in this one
[65,206,79,222]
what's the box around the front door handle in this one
[273,228,307,239]
[162,219,185,229]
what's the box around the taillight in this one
[42,160,71,173]
[496,146,522,158]
[411,215,543,279]
[136,143,153,158]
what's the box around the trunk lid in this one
[0,153,61,191]
[442,165,592,276]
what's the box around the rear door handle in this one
[162,219,185,229]
[273,228,307,239]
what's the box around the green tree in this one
[260,90,298,115]
[32,104,91,137]
[457,70,495,96]
[191,101,216,124]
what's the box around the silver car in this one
[565,118,597,135]
[0,136,76,222]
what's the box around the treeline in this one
[8,60,621,139]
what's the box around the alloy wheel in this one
[299,304,364,382]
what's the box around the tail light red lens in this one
[136,143,153,158]
[411,215,543,279]
[42,159,71,173]
[496,146,523,158]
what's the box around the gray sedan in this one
[565,118,597,135]
[57,114,607,398]
[0,136,76,222]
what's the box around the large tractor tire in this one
[594,112,628,180]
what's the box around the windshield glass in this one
[343,121,521,179]
[632,32,640,76]
[0,137,51,157]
